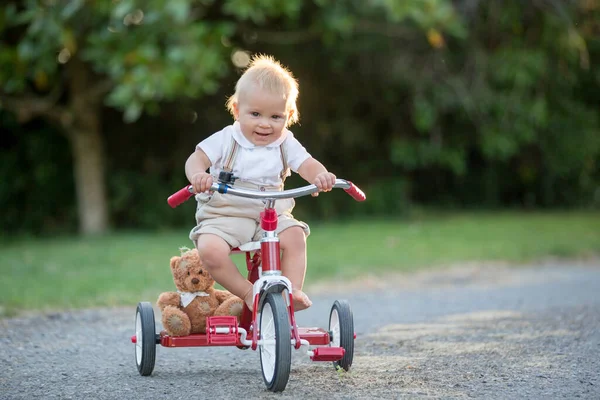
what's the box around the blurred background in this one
[0,1,599,315]
[1,0,598,237]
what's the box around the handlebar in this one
[167,179,366,208]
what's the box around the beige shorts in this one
[189,181,310,248]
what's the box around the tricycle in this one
[131,176,366,392]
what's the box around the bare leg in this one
[196,234,253,310]
[279,227,312,311]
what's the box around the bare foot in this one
[292,289,312,311]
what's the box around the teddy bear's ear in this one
[171,255,189,271]
[170,256,180,270]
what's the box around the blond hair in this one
[226,54,300,126]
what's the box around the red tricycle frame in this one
[133,178,365,392]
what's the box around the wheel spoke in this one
[331,309,340,347]
[135,315,142,364]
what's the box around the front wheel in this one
[258,292,291,392]
[329,300,354,371]
[135,302,156,376]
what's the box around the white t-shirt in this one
[197,121,312,186]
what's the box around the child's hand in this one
[191,172,213,193]
[312,172,336,196]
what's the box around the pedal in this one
[206,316,239,345]
[310,347,345,362]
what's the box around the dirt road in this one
[1,261,599,399]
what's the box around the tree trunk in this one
[67,58,109,235]
[69,123,109,235]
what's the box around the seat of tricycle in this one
[231,241,261,253]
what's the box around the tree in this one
[0,0,304,234]
[10,1,592,235]
[1,0,462,234]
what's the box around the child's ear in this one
[288,109,295,120]
[232,102,239,120]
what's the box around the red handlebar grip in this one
[168,185,194,208]
[344,181,366,202]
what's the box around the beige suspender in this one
[222,137,240,173]
[279,143,290,183]
[223,136,289,183]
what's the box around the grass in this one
[1,211,598,317]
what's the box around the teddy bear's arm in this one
[157,291,181,310]
[213,289,236,304]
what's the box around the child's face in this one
[233,87,293,146]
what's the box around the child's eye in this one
[251,112,260,117]
[272,115,281,120]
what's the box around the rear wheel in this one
[329,300,354,371]
[259,292,291,392]
[135,302,156,376]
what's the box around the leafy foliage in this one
[0,0,599,234]
[1,0,236,121]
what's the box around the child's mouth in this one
[254,131,269,137]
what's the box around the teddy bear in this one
[157,248,244,336]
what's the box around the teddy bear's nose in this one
[191,278,199,285]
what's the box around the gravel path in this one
[1,261,599,399]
